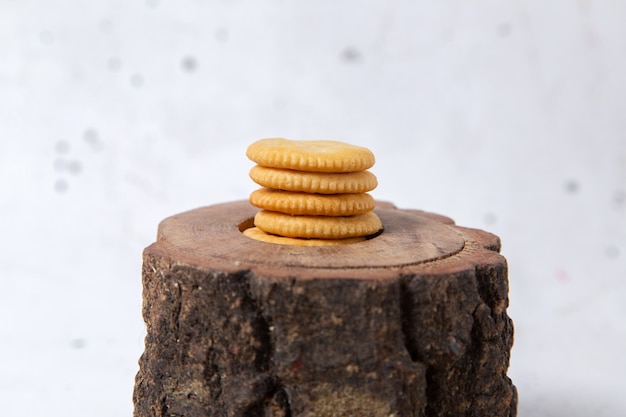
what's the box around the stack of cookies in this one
[244,138,383,246]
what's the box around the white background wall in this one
[1,1,624,415]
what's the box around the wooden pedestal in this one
[133,200,517,417]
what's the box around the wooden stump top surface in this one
[147,200,492,277]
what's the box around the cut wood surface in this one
[134,200,517,417]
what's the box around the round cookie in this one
[246,138,375,173]
[249,165,378,194]
[243,227,365,246]
[250,188,376,216]
[254,210,383,239]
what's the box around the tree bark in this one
[134,200,517,417]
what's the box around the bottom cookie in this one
[243,227,366,246]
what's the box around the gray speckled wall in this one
[1,1,624,415]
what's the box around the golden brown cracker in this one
[246,138,375,173]
[250,188,376,216]
[249,165,378,194]
[243,227,365,246]
[254,210,383,239]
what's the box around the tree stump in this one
[133,200,517,417]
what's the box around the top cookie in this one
[246,138,375,173]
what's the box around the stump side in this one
[133,201,517,417]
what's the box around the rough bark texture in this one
[134,200,517,417]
